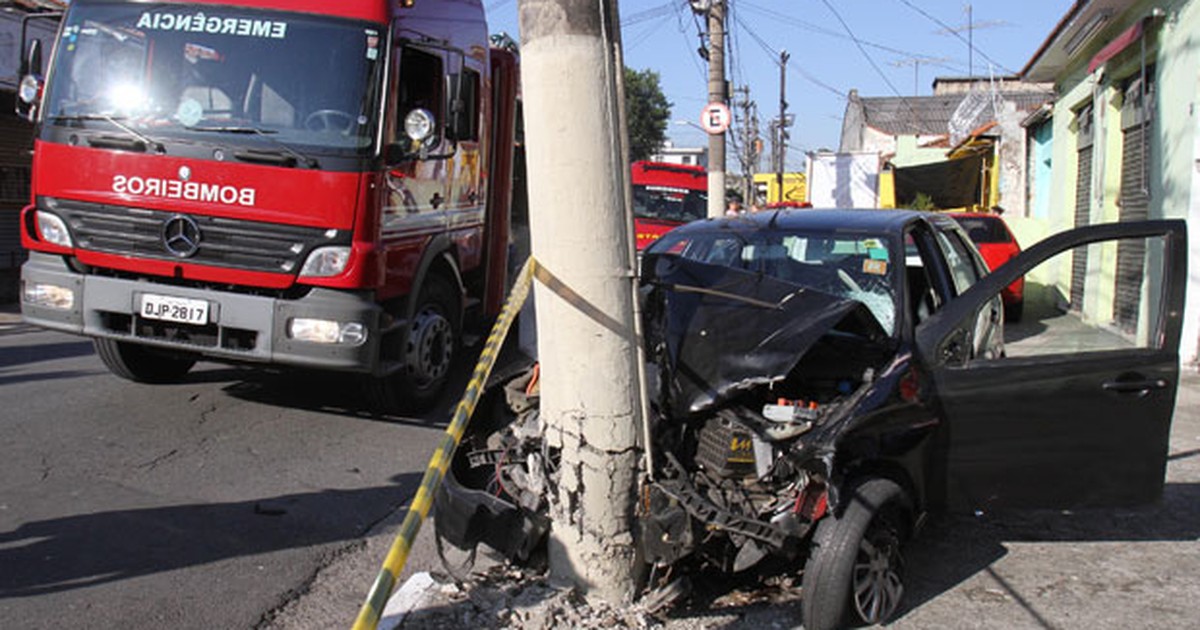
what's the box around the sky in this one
[482,0,1074,171]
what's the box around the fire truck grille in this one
[44,197,343,274]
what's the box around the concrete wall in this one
[890,134,950,168]
[1026,118,1054,221]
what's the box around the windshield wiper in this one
[186,124,318,168]
[49,113,164,153]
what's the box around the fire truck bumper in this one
[20,252,384,371]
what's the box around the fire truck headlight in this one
[299,246,351,278]
[36,211,73,248]
[23,282,75,310]
[288,318,366,345]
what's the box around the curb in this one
[378,572,440,630]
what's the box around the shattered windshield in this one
[647,228,899,335]
[42,4,383,155]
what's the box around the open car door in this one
[916,220,1187,511]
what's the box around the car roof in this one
[948,212,1005,222]
[666,208,938,237]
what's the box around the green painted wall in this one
[1011,0,1199,362]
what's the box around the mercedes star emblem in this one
[162,215,202,258]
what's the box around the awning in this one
[1088,20,1143,74]
[892,154,985,209]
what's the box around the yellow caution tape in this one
[351,257,536,630]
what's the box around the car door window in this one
[933,229,982,296]
[1004,234,1169,356]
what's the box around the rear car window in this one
[952,216,1010,244]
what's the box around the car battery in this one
[696,415,758,478]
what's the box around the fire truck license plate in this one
[141,294,209,325]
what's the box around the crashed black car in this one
[436,210,1187,629]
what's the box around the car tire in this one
[1005,299,1024,323]
[801,477,910,630]
[368,273,459,414]
[94,338,197,383]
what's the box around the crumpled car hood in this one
[642,254,890,417]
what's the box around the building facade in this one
[1021,0,1199,366]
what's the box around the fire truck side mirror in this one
[386,108,457,163]
[16,39,44,122]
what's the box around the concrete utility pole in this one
[517,0,642,605]
[775,49,789,204]
[733,85,759,205]
[705,0,726,217]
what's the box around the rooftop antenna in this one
[936,4,1007,83]
[889,56,953,96]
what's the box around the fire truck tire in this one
[800,477,910,630]
[369,273,459,413]
[93,338,197,384]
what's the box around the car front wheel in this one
[801,477,911,630]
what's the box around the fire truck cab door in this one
[382,44,455,235]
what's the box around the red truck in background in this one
[15,0,524,412]
[630,160,706,250]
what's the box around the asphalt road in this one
[5,289,1198,630]
[0,307,452,629]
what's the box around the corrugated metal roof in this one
[860,91,1052,136]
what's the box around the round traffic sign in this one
[699,102,732,134]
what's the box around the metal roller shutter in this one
[1114,72,1153,334]
[1070,105,1093,311]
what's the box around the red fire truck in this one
[15,0,523,412]
[630,160,706,250]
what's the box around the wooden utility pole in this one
[705,0,726,217]
[517,0,642,605]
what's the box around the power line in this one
[726,0,746,94]
[621,3,675,28]
[817,0,934,135]
[739,0,969,75]
[892,0,1020,76]
[670,0,707,83]
[625,13,676,52]
[788,60,849,100]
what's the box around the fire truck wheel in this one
[93,338,197,384]
[370,273,459,413]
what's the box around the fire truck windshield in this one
[631,184,707,224]
[42,4,383,156]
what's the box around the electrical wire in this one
[670,0,707,83]
[625,12,677,52]
[891,0,1020,76]
[621,3,675,28]
[817,0,935,135]
[740,0,968,75]
[733,14,845,101]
